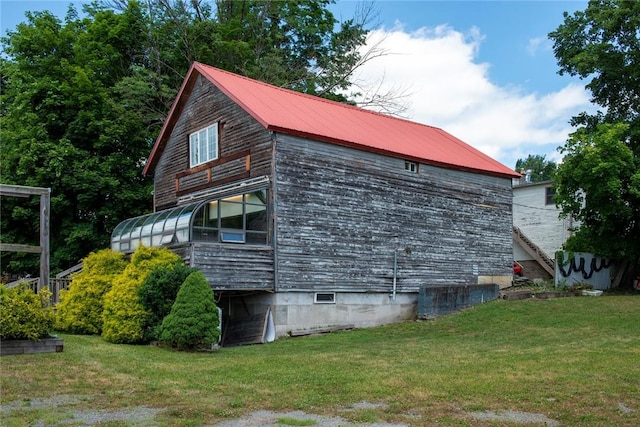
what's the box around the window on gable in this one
[404,161,418,173]
[189,123,218,167]
[545,186,555,205]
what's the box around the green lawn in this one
[1,295,639,426]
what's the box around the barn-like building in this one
[111,62,519,344]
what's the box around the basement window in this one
[404,161,418,173]
[314,293,336,304]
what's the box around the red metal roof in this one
[145,62,518,178]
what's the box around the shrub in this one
[102,246,182,344]
[159,270,220,350]
[139,261,195,342]
[55,249,127,334]
[0,284,55,340]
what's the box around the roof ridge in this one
[194,62,442,132]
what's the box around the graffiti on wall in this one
[555,252,613,290]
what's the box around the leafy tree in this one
[55,249,127,334]
[555,123,639,259]
[159,270,220,350]
[110,0,371,98]
[549,0,640,265]
[102,246,182,344]
[1,0,375,276]
[0,4,156,274]
[139,261,195,342]
[514,154,557,182]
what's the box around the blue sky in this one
[1,0,593,170]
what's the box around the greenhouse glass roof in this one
[111,189,269,252]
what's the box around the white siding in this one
[513,182,573,259]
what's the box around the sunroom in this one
[111,189,269,254]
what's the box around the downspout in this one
[392,250,398,301]
[271,131,279,293]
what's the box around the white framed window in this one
[314,293,336,304]
[404,161,418,173]
[189,123,219,167]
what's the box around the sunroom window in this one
[189,123,218,167]
[192,189,268,245]
[111,188,268,252]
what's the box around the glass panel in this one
[190,133,198,166]
[140,213,159,238]
[246,189,267,205]
[112,217,134,243]
[207,200,218,227]
[220,201,243,229]
[246,232,267,245]
[151,210,173,246]
[163,207,182,235]
[193,227,219,242]
[246,205,267,231]
[175,229,189,243]
[220,231,245,243]
[208,124,217,161]
[129,216,148,242]
[175,204,198,243]
[199,129,207,162]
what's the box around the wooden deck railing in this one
[3,277,72,304]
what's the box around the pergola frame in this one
[0,184,51,293]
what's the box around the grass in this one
[1,295,639,426]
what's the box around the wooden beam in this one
[0,184,50,197]
[0,243,41,253]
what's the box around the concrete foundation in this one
[223,291,418,338]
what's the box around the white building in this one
[512,178,575,279]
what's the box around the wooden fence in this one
[3,278,71,304]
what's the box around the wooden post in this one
[0,184,51,295]
[40,189,50,295]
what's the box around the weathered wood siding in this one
[169,242,274,291]
[274,135,513,293]
[152,75,273,210]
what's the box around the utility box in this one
[418,284,499,319]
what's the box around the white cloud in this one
[349,26,592,169]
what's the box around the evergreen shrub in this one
[159,270,220,350]
[55,249,127,334]
[139,261,195,342]
[102,245,182,344]
[0,284,55,340]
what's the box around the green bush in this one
[55,249,127,334]
[139,261,195,342]
[159,270,220,350]
[102,245,182,344]
[0,284,55,340]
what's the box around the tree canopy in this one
[0,0,371,274]
[514,154,557,183]
[549,0,640,263]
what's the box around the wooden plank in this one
[289,324,355,337]
[0,184,50,197]
[0,243,41,253]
